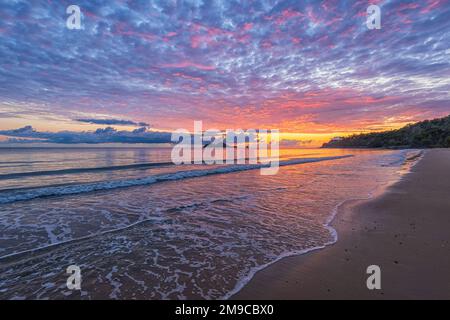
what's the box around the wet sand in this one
[233,149,450,299]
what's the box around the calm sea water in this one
[0,147,419,299]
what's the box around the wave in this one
[0,156,291,180]
[0,161,174,180]
[0,194,252,261]
[0,156,352,205]
[380,149,422,167]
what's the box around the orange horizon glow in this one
[0,114,419,148]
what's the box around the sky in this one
[0,0,449,146]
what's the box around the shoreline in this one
[232,149,450,299]
[224,149,421,299]
[224,149,420,300]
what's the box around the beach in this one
[0,148,418,299]
[233,149,450,299]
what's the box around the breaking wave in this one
[0,156,352,205]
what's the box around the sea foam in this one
[0,156,352,205]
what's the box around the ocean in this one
[0,147,420,299]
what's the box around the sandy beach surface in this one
[233,149,450,300]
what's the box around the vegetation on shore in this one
[323,115,450,148]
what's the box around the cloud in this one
[76,118,150,127]
[280,139,313,148]
[160,61,216,71]
[0,0,449,134]
[0,126,171,144]
[7,125,36,134]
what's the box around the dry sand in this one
[233,149,450,300]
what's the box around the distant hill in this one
[323,115,450,149]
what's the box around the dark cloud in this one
[76,118,150,127]
[0,126,171,144]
